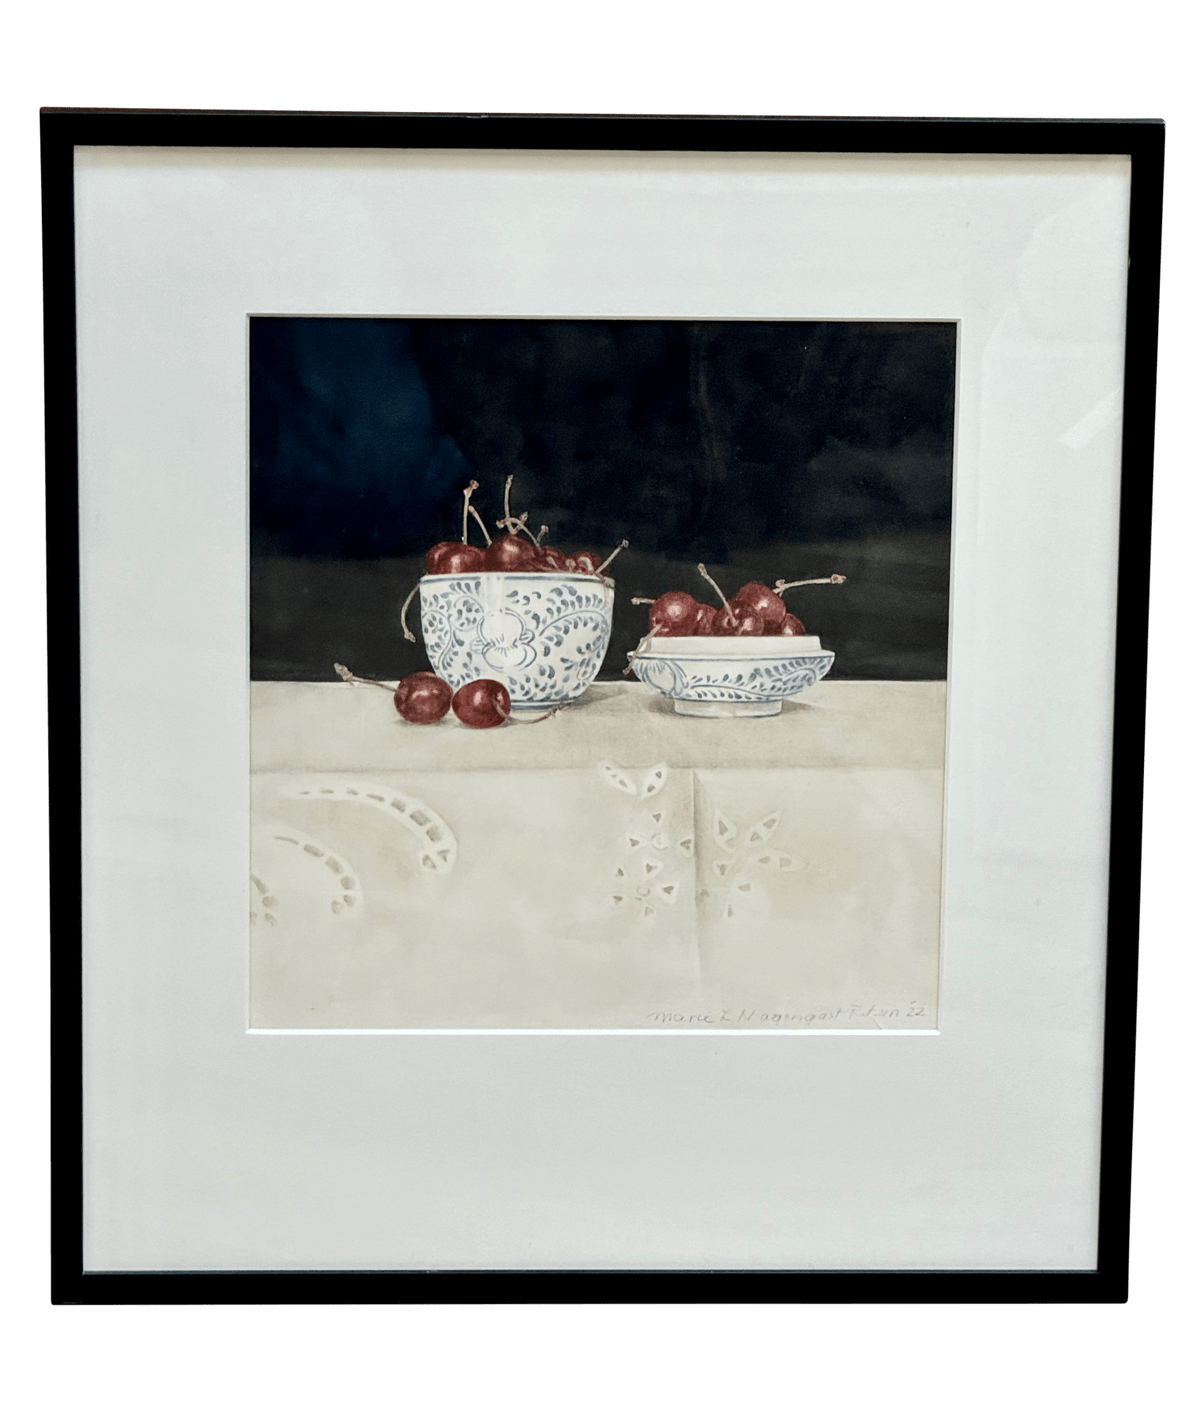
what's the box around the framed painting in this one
[247,311,950,1032]
[45,110,1162,1300]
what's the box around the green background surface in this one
[7,0,1188,1416]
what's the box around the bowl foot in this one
[672,699,782,718]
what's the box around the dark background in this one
[250,318,955,681]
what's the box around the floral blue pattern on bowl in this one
[420,572,615,710]
[629,635,835,718]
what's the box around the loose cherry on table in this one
[334,663,565,729]
[451,678,511,728]
[393,670,453,724]
[335,664,456,724]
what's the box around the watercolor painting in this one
[248,318,953,1030]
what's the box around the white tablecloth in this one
[250,680,946,1030]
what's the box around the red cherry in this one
[393,672,453,724]
[713,600,764,636]
[735,581,787,633]
[485,534,539,571]
[425,542,487,575]
[692,603,717,635]
[452,678,511,728]
[647,590,699,636]
[535,546,569,570]
[571,541,628,578]
[778,612,807,636]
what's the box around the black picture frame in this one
[44,108,1163,1306]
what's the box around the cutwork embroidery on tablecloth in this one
[283,781,457,873]
[707,807,797,919]
[251,826,365,925]
[598,761,683,919]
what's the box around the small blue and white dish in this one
[628,635,835,717]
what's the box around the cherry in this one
[537,546,569,570]
[425,480,492,573]
[693,603,718,635]
[735,581,787,633]
[393,672,453,724]
[570,541,628,578]
[697,563,763,636]
[779,611,807,636]
[634,590,698,636]
[485,533,540,571]
[426,542,487,575]
[452,678,511,729]
[713,601,765,636]
[425,540,458,572]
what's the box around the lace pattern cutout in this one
[253,828,365,921]
[708,807,797,919]
[599,762,684,919]
[282,782,457,873]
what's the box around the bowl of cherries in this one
[403,478,627,713]
[626,564,844,718]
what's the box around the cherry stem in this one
[522,701,568,723]
[334,663,395,693]
[497,511,540,545]
[696,563,731,615]
[400,581,419,642]
[495,479,539,543]
[773,574,847,594]
[468,505,493,545]
[624,626,657,673]
[498,475,519,531]
[630,597,654,605]
[536,524,549,547]
[461,480,479,543]
[596,539,629,574]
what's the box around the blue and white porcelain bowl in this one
[628,635,835,717]
[419,572,615,711]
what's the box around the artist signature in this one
[645,1003,929,1026]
